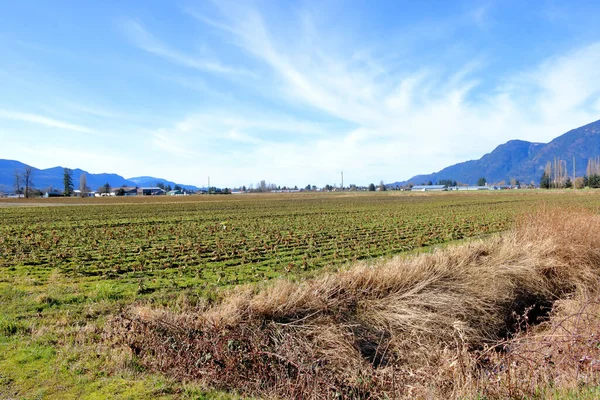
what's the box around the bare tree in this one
[23,166,34,198]
[79,172,88,197]
[14,170,21,195]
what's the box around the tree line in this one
[12,167,108,198]
[539,157,600,189]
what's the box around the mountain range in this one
[2,119,600,192]
[391,119,600,186]
[0,160,200,192]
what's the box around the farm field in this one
[1,190,599,399]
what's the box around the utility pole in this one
[208,176,210,193]
[341,171,344,190]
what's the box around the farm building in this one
[110,186,138,196]
[411,185,447,191]
[450,186,490,191]
[137,187,165,196]
[166,190,182,196]
[73,190,96,197]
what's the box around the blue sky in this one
[1,1,600,187]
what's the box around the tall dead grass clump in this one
[106,208,600,399]
[474,292,600,399]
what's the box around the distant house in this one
[411,185,447,192]
[137,187,165,196]
[73,190,96,197]
[166,190,182,196]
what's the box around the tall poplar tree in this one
[79,172,88,197]
[23,166,34,198]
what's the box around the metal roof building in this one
[411,185,447,191]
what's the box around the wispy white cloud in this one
[151,132,196,156]
[226,129,263,144]
[527,42,600,118]
[172,111,331,136]
[469,3,494,30]
[60,102,119,119]
[0,109,94,133]
[119,18,256,78]
[6,3,599,188]
[179,4,600,185]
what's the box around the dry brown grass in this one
[474,292,600,399]
[106,208,600,399]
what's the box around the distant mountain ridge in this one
[391,119,600,186]
[3,119,600,192]
[0,160,200,192]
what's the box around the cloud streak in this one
[151,132,196,156]
[0,109,94,133]
[177,4,600,185]
[4,2,600,187]
[119,18,256,78]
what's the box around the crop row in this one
[1,192,596,286]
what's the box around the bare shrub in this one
[475,292,600,398]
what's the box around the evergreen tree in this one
[540,171,551,189]
[438,179,454,187]
[63,168,74,196]
[368,183,376,191]
[589,174,600,188]
[477,177,487,186]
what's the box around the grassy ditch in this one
[110,208,600,399]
